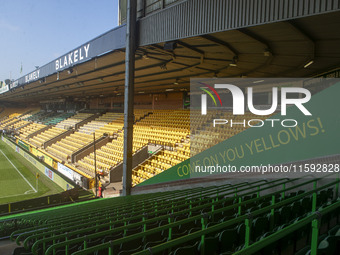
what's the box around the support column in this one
[122,0,137,196]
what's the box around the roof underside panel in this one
[139,0,340,45]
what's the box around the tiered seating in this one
[18,123,46,139]
[76,110,189,178]
[0,108,28,121]
[78,112,123,135]
[130,110,274,185]
[43,112,74,125]
[133,143,190,186]
[19,109,40,120]
[134,109,151,121]
[136,110,189,147]
[7,120,29,130]
[0,109,27,128]
[78,134,126,176]
[189,110,218,135]
[25,110,50,122]
[0,118,20,128]
[76,111,150,177]
[91,110,149,137]
[55,112,93,129]
[3,176,339,255]
[47,132,93,160]
[94,117,125,137]
[191,111,272,156]
[29,127,66,147]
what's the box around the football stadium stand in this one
[19,109,41,120]
[47,132,94,161]
[0,1,340,255]
[29,127,66,148]
[55,113,94,130]
[1,176,339,255]
[1,108,262,187]
[18,123,46,140]
[43,112,75,126]
[78,112,123,135]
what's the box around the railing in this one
[130,183,339,255]
[233,201,340,255]
[33,175,338,255]
[16,179,271,253]
[63,176,338,255]
[0,189,81,217]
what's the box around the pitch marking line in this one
[0,191,34,199]
[0,149,37,193]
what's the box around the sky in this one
[0,0,119,82]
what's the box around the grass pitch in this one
[0,139,63,205]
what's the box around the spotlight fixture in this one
[67,68,73,74]
[229,56,238,67]
[174,79,179,85]
[304,60,314,68]
[97,78,104,82]
[264,49,272,57]
[143,53,149,59]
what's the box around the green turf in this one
[0,139,64,205]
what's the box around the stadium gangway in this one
[37,174,339,255]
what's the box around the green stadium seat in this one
[198,235,219,254]
[119,238,144,254]
[1,176,338,255]
[252,216,269,240]
[144,237,167,250]
[219,226,238,252]
[295,246,311,255]
[317,235,338,255]
[170,241,199,255]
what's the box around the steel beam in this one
[122,0,137,196]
